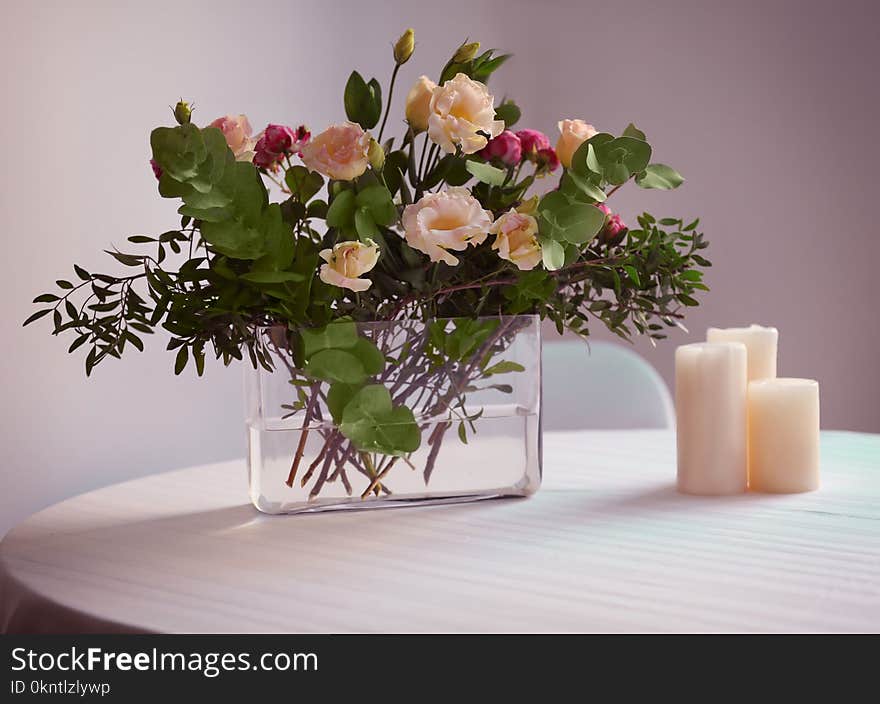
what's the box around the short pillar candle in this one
[748,378,820,493]
[675,342,748,495]
[707,324,778,381]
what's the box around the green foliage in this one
[344,71,382,129]
[636,164,685,190]
[495,101,521,128]
[465,160,507,186]
[339,385,421,456]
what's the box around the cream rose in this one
[489,209,542,271]
[555,119,598,169]
[300,122,371,181]
[318,239,380,292]
[427,73,504,155]
[402,187,492,266]
[209,114,256,162]
[405,75,436,133]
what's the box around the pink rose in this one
[536,147,560,173]
[209,114,256,162]
[597,204,627,244]
[402,187,492,266]
[478,130,522,166]
[253,135,283,171]
[149,158,162,180]
[262,124,297,154]
[300,122,371,181]
[516,129,551,158]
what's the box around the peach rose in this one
[489,209,542,271]
[555,119,598,169]
[405,75,436,133]
[318,239,380,292]
[402,187,492,266]
[209,114,256,162]
[427,73,504,155]
[300,122,371,181]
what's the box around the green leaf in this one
[327,383,360,424]
[23,309,51,326]
[326,189,356,228]
[541,238,565,270]
[33,293,60,303]
[300,320,359,359]
[622,123,647,141]
[174,346,188,375]
[343,71,382,129]
[199,219,266,260]
[306,348,367,384]
[339,384,421,455]
[564,170,607,202]
[150,123,206,182]
[285,166,324,202]
[538,191,606,244]
[355,184,397,226]
[623,265,641,287]
[495,101,521,128]
[350,337,385,376]
[636,163,685,190]
[484,360,526,376]
[354,208,379,240]
[593,136,652,185]
[465,160,507,186]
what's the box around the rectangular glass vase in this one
[244,315,542,514]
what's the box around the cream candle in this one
[748,378,820,493]
[706,324,778,381]
[675,342,748,495]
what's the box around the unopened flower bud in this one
[453,41,480,63]
[368,139,385,171]
[173,100,193,125]
[394,28,415,65]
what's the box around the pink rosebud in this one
[536,147,560,173]
[478,130,522,166]
[596,204,627,244]
[262,124,297,154]
[253,135,284,171]
[149,158,162,180]
[516,129,551,158]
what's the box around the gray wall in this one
[2,0,877,535]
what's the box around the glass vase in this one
[244,315,542,514]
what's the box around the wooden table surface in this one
[2,430,878,633]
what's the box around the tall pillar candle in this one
[706,324,778,381]
[675,342,748,495]
[748,378,820,493]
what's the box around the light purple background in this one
[2,0,878,534]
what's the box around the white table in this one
[2,430,878,633]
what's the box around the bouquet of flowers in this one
[26,30,708,508]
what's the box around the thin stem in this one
[285,383,320,487]
[377,63,401,144]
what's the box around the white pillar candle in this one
[748,378,820,493]
[675,342,748,495]
[706,324,778,381]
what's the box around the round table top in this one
[2,430,879,633]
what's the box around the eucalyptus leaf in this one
[465,160,507,186]
[636,163,685,190]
